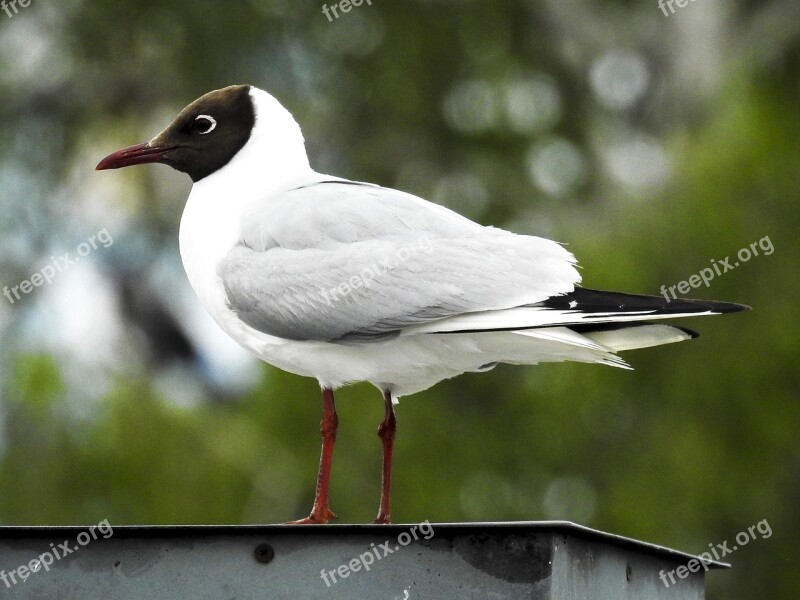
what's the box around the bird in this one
[96,84,748,524]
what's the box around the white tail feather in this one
[581,324,695,352]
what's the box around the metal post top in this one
[0,519,729,599]
[0,520,730,569]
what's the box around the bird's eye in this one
[193,115,217,135]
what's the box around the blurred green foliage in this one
[0,1,798,598]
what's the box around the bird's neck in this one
[184,119,316,239]
[178,143,318,313]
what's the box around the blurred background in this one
[0,0,798,597]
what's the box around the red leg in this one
[291,387,338,524]
[373,390,397,524]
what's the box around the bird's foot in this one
[289,508,337,525]
[372,513,392,525]
[289,516,328,525]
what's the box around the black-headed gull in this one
[97,85,748,524]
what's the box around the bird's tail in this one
[402,287,750,336]
[572,322,698,352]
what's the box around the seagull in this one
[96,85,748,524]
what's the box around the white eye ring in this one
[195,115,217,134]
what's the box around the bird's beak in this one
[95,142,172,171]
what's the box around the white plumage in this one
[176,87,714,398]
[97,84,747,523]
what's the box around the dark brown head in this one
[97,85,256,182]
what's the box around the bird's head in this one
[96,85,309,183]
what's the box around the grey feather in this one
[219,180,580,342]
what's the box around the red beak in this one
[96,143,172,171]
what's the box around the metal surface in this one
[0,521,728,599]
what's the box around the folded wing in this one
[219,180,580,342]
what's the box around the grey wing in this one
[219,181,580,342]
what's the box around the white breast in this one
[176,156,336,382]
[179,180,238,311]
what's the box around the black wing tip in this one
[667,297,751,315]
[663,298,751,315]
[542,287,751,316]
[695,300,751,314]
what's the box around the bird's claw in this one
[289,508,337,525]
